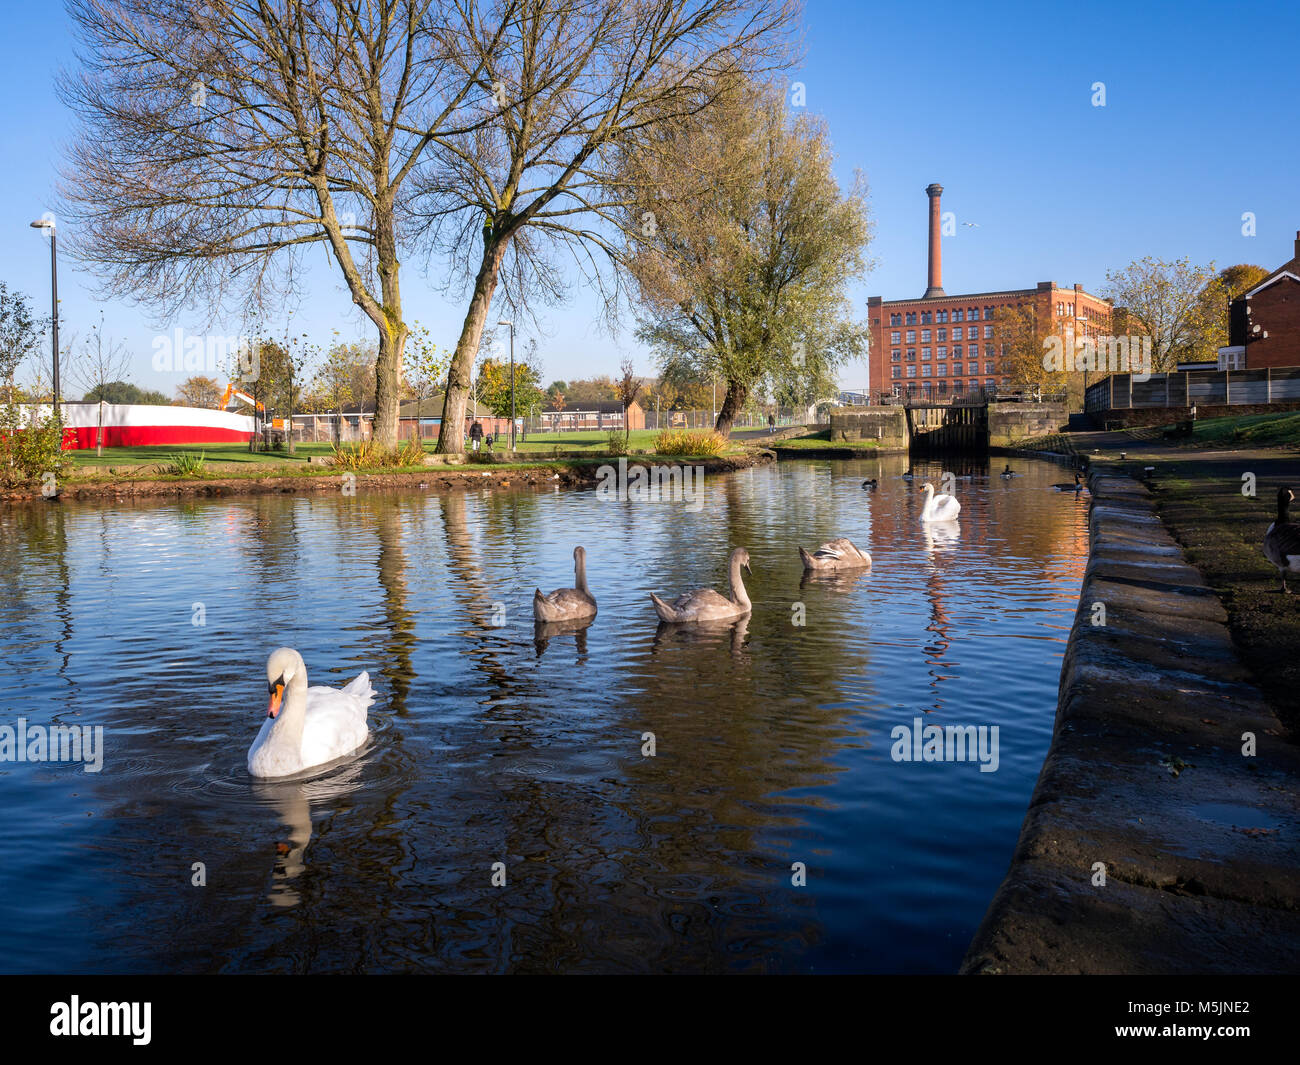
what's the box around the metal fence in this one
[522,407,808,434]
[1085,368,1300,413]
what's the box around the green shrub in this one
[166,451,207,477]
[606,429,630,456]
[0,402,66,489]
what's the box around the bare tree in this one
[72,312,133,455]
[423,0,798,453]
[58,0,505,449]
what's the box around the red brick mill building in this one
[867,183,1112,401]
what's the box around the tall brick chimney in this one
[924,184,945,298]
[1295,229,1300,258]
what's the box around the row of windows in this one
[890,363,997,378]
[890,380,1005,395]
[888,306,996,327]
[891,345,997,361]
[891,325,995,343]
[892,367,999,386]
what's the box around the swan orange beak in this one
[267,681,284,719]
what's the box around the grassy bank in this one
[1144,470,1300,735]
[771,430,881,453]
[1179,411,1300,450]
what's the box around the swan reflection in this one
[533,616,593,658]
[251,760,367,908]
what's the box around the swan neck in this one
[574,552,590,595]
[270,670,309,744]
[729,555,751,609]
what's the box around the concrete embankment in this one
[962,469,1300,974]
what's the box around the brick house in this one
[1218,231,1300,370]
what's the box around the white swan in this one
[920,481,961,522]
[651,547,752,623]
[247,648,374,778]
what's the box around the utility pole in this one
[498,319,515,451]
[29,217,60,417]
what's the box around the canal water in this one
[0,454,1088,973]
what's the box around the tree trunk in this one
[714,380,748,437]
[436,237,508,454]
[368,200,408,451]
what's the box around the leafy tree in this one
[404,323,449,429]
[0,282,45,398]
[620,77,871,435]
[476,355,544,427]
[176,375,223,408]
[254,335,316,454]
[1103,257,1224,371]
[311,343,359,444]
[84,380,170,405]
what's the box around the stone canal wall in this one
[962,469,1300,974]
[828,407,908,446]
[986,403,1067,447]
[829,403,1066,450]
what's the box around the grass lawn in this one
[1149,470,1300,736]
[511,429,663,452]
[1181,411,1300,450]
[772,430,879,451]
[66,442,334,468]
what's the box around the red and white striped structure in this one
[49,404,256,449]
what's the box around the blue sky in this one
[3,0,1297,395]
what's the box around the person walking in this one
[470,419,483,452]
[768,411,776,433]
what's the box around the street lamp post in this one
[497,319,515,451]
[29,218,59,417]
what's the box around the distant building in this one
[1217,231,1300,370]
[397,398,510,440]
[539,400,645,432]
[866,183,1111,402]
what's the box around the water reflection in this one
[0,454,1088,974]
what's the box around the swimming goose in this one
[920,482,961,522]
[901,470,915,482]
[1052,472,1084,492]
[862,478,878,489]
[651,547,752,623]
[799,537,872,572]
[248,648,373,779]
[534,545,597,622]
[1264,486,1300,594]
[1000,464,1015,478]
